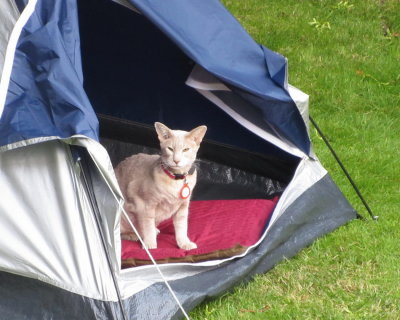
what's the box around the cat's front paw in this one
[178,241,197,250]
[143,239,157,249]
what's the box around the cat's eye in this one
[168,147,174,152]
[183,148,190,152]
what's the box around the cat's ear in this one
[187,125,207,145]
[155,122,173,141]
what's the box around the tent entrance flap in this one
[186,64,307,158]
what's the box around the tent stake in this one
[309,116,378,221]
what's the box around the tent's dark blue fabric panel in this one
[0,271,120,320]
[127,0,310,154]
[78,0,299,161]
[122,173,356,319]
[14,0,27,12]
[0,0,98,148]
[262,45,287,88]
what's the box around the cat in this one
[115,122,207,250]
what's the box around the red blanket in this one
[121,197,279,267]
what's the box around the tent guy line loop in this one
[309,116,378,221]
[86,150,192,320]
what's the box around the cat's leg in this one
[133,199,158,249]
[173,202,197,250]
[137,216,158,249]
[122,196,158,248]
[120,203,140,241]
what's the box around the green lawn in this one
[191,0,400,319]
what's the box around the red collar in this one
[160,162,195,180]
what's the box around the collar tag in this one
[179,183,191,199]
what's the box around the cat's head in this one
[155,122,207,173]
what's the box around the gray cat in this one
[115,122,207,250]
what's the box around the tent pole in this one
[309,116,378,221]
[75,148,129,320]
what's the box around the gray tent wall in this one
[0,139,124,318]
[0,0,357,319]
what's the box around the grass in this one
[190,0,400,319]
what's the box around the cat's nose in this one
[174,160,180,165]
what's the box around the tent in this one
[0,0,356,319]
